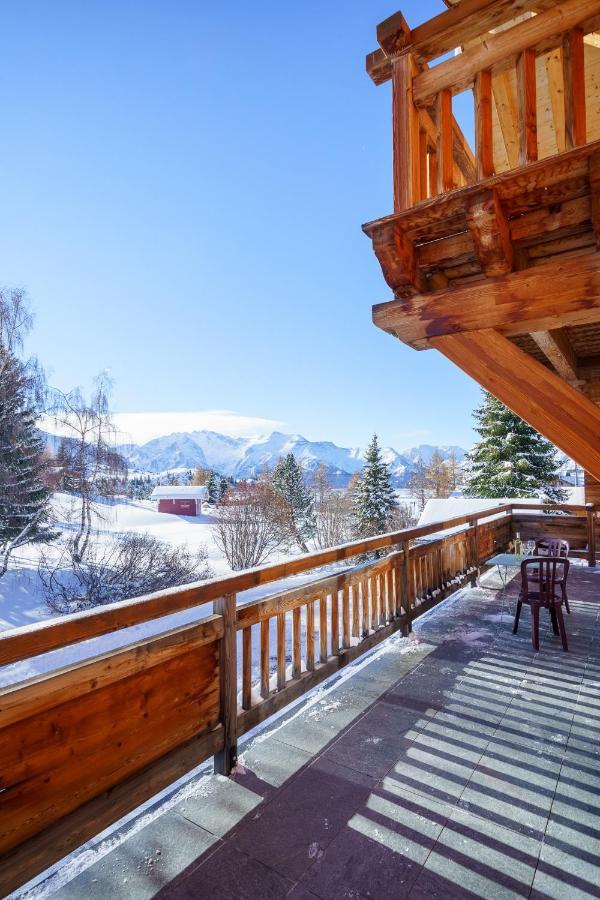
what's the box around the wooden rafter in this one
[432,329,600,482]
[530,328,581,382]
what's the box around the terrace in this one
[1,503,599,897]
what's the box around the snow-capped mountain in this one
[116,430,466,487]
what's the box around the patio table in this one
[485,551,534,623]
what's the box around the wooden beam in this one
[393,53,420,211]
[377,10,411,57]
[370,221,424,297]
[530,328,581,382]
[466,189,513,276]
[432,329,600,483]
[590,152,600,248]
[516,48,538,165]
[437,89,454,193]
[563,28,587,149]
[369,0,562,76]
[372,252,600,347]
[474,70,494,179]
[413,0,600,105]
[545,47,566,154]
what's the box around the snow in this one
[149,485,208,500]
[419,489,585,531]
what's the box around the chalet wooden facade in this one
[363,0,600,503]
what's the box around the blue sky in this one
[2,0,482,450]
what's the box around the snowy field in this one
[0,494,355,692]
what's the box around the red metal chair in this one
[534,538,571,613]
[513,557,569,652]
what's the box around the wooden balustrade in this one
[0,501,593,895]
[383,1,598,212]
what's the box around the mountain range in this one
[115,430,467,487]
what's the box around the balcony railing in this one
[0,501,596,895]
[368,0,600,213]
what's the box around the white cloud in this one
[110,410,286,445]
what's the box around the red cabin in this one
[150,485,208,517]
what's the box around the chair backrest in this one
[535,537,569,558]
[521,556,570,605]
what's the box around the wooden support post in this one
[242,626,252,711]
[563,28,586,150]
[436,89,454,193]
[474,69,493,179]
[213,593,237,776]
[428,146,438,197]
[370,222,423,298]
[392,52,420,212]
[587,503,597,568]
[516,49,538,165]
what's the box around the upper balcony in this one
[363,0,600,494]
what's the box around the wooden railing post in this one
[213,593,237,775]
[474,69,493,179]
[401,538,412,634]
[469,519,479,587]
[587,503,597,568]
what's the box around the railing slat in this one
[242,626,252,711]
[306,601,315,671]
[260,619,270,699]
[292,607,302,678]
[331,588,340,655]
[342,584,350,648]
[474,69,493,179]
[319,593,328,663]
[436,88,454,193]
[517,48,538,165]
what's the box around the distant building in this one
[150,485,208,517]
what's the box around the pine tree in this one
[271,453,315,552]
[354,434,397,539]
[0,351,55,576]
[465,391,568,502]
[206,471,220,504]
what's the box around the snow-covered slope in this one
[43,427,467,486]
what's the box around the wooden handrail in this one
[0,503,513,667]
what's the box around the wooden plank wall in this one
[0,621,221,876]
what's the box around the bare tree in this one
[426,450,452,499]
[446,449,464,492]
[214,481,289,570]
[408,456,429,512]
[310,463,353,549]
[40,531,212,614]
[49,373,127,563]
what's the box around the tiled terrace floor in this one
[48,565,600,900]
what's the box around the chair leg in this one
[531,605,540,651]
[513,601,522,634]
[555,604,569,652]
[562,584,570,614]
[549,606,559,636]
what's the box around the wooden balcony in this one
[363,0,600,498]
[1,503,596,895]
[9,527,600,898]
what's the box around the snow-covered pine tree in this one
[465,391,568,502]
[0,351,55,576]
[354,434,397,539]
[206,471,220,504]
[271,453,315,552]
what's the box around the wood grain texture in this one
[0,641,219,856]
[563,28,587,148]
[530,328,580,382]
[517,48,538,164]
[393,53,420,211]
[437,89,454,194]
[213,593,237,775]
[475,69,494,179]
[373,252,600,346]
[466,189,513,275]
[432,329,600,481]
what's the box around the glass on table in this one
[524,540,536,556]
